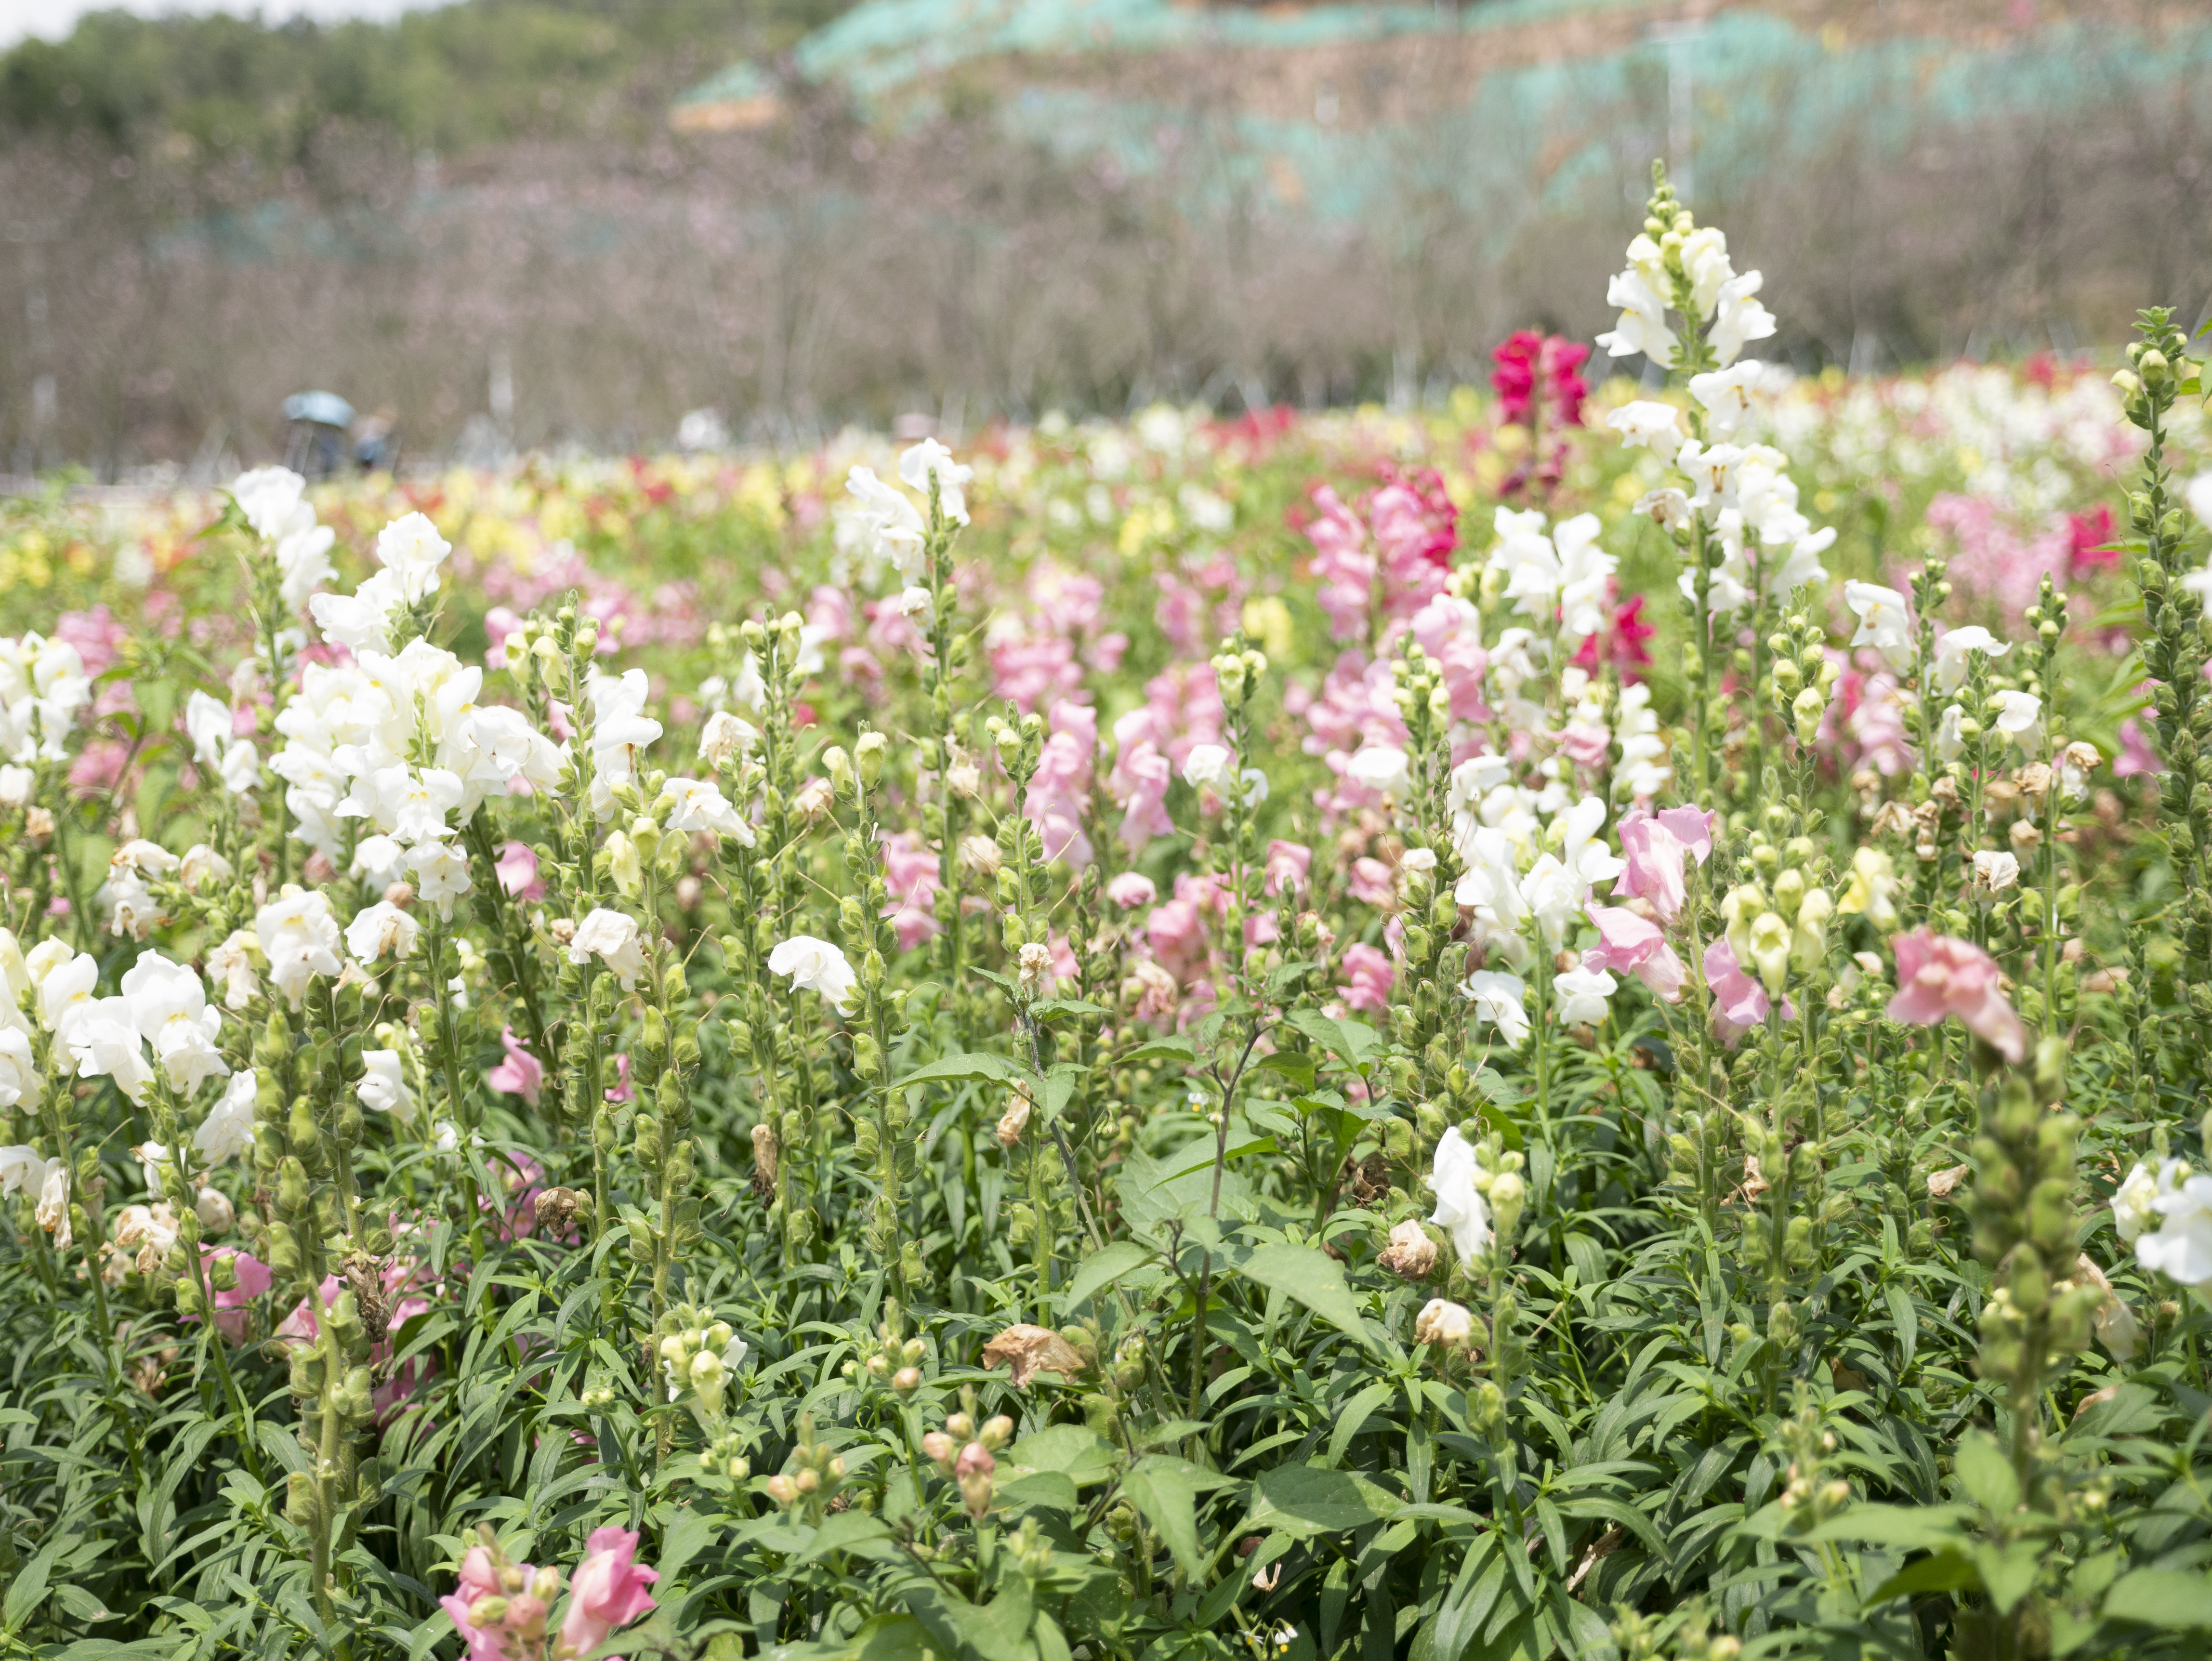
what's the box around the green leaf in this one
[1122,1458,1206,1581]
[1006,1425,1120,1488]
[1805,1503,1973,1551]
[1028,998,1108,1019]
[900,1052,1031,1089]
[3,1533,65,1634]
[1041,1064,1082,1124]
[1246,1464,1400,1539]
[1324,1380,1397,1467]
[794,1512,894,1567]
[1867,1551,1982,1604]
[1056,1241,1155,1312]
[1251,1051,1317,1091]
[1885,1285,1918,1371]
[1288,1009,1379,1068]
[1976,1541,2043,1615]
[2104,1569,2212,1629]
[1953,1432,2021,1516]
[1239,1242,1381,1353]
[1125,1037,1197,1064]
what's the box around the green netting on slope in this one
[981,13,2212,227]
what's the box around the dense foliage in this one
[0,0,838,159]
[2,176,2212,1661]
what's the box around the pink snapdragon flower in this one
[1408,595,1490,722]
[1305,484,1374,642]
[1263,840,1312,897]
[495,841,545,902]
[487,1028,546,1107]
[1111,740,1174,852]
[1583,907,1687,1002]
[1106,872,1157,909]
[559,1526,659,1659]
[1887,929,2028,1063]
[879,829,942,949]
[1025,700,1096,867]
[1613,806,1715,924]
[440,1546,516,1661]
[1338,943,1395,1013]
[1702,938,1771,1047]
[182,1247,273,1345]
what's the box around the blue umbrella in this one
[282,390,356,429]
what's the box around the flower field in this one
[4,175,2212,1661]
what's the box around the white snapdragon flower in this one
[1992,690,2043,751]
[309,570,407,654]
[899,438,973,526]
[1688,361,1766,439]
[1593,237,1678,365]
[375,512,452,604]
[0,764,29,806]
[121,951,229,1092]
[845,466,928,582]
[2135,1166,2212,1289]
[1935,704,1966,764]
[1347,745,1412,799]
[33,944,99,1031]
[1845,581,1915,672]
[1553,965,1617,1027]
[1633,487,1693,533]
[1678,226,1735,317]
[1426,1127,1491,1267]
[255,890,344,1007]
[409,842,474,918]
[98,839,179,941]
[206,929,261,1012]
[658,778,756,844]
[61,996,154,1102]
[569,908,648,988]
[1709,271,1777,367]
[232,467,311,540]
[698,710,760,767]
[1488,506,1563,617]
[1461,969,1531,1048]
[1552,514,1617,644]
[345,900,421,966]
[895,585,934,623]
[1606,401,1684,451]
[0,1027,38,1110]
[357,1050,415,1117]
[587,668,663,815]
[2112,1160,2176,1243]
[197,1070,258,1165]
[767,935,858,1009]
[1454,826,1531,967]
[1555,795,1626,893]
[1931,626,2010,692]
[1180,744,1234,791]
[276,521,337,612]
[0,1145,55,1198]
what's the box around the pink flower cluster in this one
[443,1526,658,1661]
[1490,331,1591,431]
[880,829,943,949]
[1300,467,1457,644]
[1887,928,2028,1062]
[1108,666,1222,851]
[1025,701,1098,868]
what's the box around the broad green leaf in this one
[1239,1242,1381,1353]
[1953,1432,2020,1516]
[1007,1425,1120,1488]
[1246,1464,1400,1538]
[1806,1503,1973,1550]
[900,1052,1031,1089]
[1057,1241,1155,1312]
[1125,1037,1197,1064]
[1041,1064,1082,1124]
[2103,1569,2212,1629]
[1122,1458,1206,1581]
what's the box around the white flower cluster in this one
[2114,1159,2212,1289]
[1448,793,1623,1043]
[841,438,972,615]
[1485,508,1618,650]
[1593,225,1834,626]
[231,466,336,613]
[0,631,93,767]
[1840,595,2045,764]
[1595,224,1775,370]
